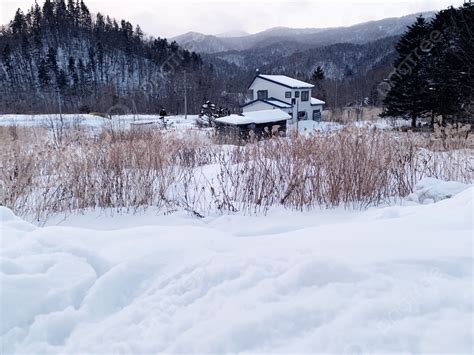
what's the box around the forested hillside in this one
[0,0,239,114]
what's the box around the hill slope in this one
[172,12,434,54]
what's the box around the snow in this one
[215,109,290,125]
[263,98,293,108]
[297,120,343,134]
[407,178,472,204]
[311,97,326,105]
[1,180,472,353]
[0,114,200,130]
[258,74,314,88]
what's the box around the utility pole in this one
[184,70,188,120]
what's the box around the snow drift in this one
[1,181,472,353]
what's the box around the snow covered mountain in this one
[172,12,435,54]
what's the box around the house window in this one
[295,91,300,98]
[298,111,307,120]
[301,91,309,102]
[285,91,291,99]
[257,90,268,100]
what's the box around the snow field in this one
[1,180,472,353]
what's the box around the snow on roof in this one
[258,75,314,89]
[215,109,291,126]
[242,98,293,109]
[264,98,292,108]
[311,97,326,105]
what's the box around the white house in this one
[242,74,325,125]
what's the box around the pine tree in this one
[68,56,79,85]
[46,47,58,74]
[32,1,42,30]
[428,5,474,122]
[311,66,325,83]
[2,44,13,78]
[11,9,26,35]
[79,0,91,29]
[37,58,50,87]
[311,66,326,100]
[54,0,68,29]
[42,0,55,28]
[57,68,68,93]
[66,0,77,25]
[381,16,433,127]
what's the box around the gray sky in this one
[0,0,465,38]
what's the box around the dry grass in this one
[0,123,472,223]
[324,106,384,124]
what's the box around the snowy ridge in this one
[1,180,472,353]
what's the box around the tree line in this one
[381,4,473,127]
[0,0,236,114]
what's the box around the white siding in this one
[242,101,275,112]
[247,77,323,124]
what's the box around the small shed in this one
[215,109,291,141]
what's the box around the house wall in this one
[311,105,324,121]
[249,77,313,121]
[250,79,289,102]
[242,101,275,112]
[242,101,292,115]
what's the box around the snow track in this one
[1,184,473,353]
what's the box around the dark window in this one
[257,90,268,100]
[301,91,309,101]
[295,91,300,98]
[285,91,291,98]
[298,111,307,120]
[313,110,322,121]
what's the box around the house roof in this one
[264,98,293,108]
[241,97,292,109]
[215,109,291,126]
[250,74,315,89]
[311,97,326,106]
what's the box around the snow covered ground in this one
[1,180,472,353]
[0,114,407,133]
[0,114,200,130]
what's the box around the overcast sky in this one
[0,0,465,38]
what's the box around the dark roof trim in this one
[265,97,293,107]
[248,75,314,90]
[240,98,293,109]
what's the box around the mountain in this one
[216,30,249,38]
[172,12,435,54]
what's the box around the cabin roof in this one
[215,109,291,126]
[311,97,326,105]
[250,74,315,89]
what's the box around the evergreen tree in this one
[46,47,58,74]
[54,0,68,28]
[32,2,42,30]
[381,16,433,127]
[42,0,55,28]
[311,66,325,83]
[11,9,26,35]
[37,58,50,87]
[68,56,79,85]
[428,4,474,122]
[66,0,77,25]
[311,66,326,100]
[79,0,92,29]
[57,68,68,94]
